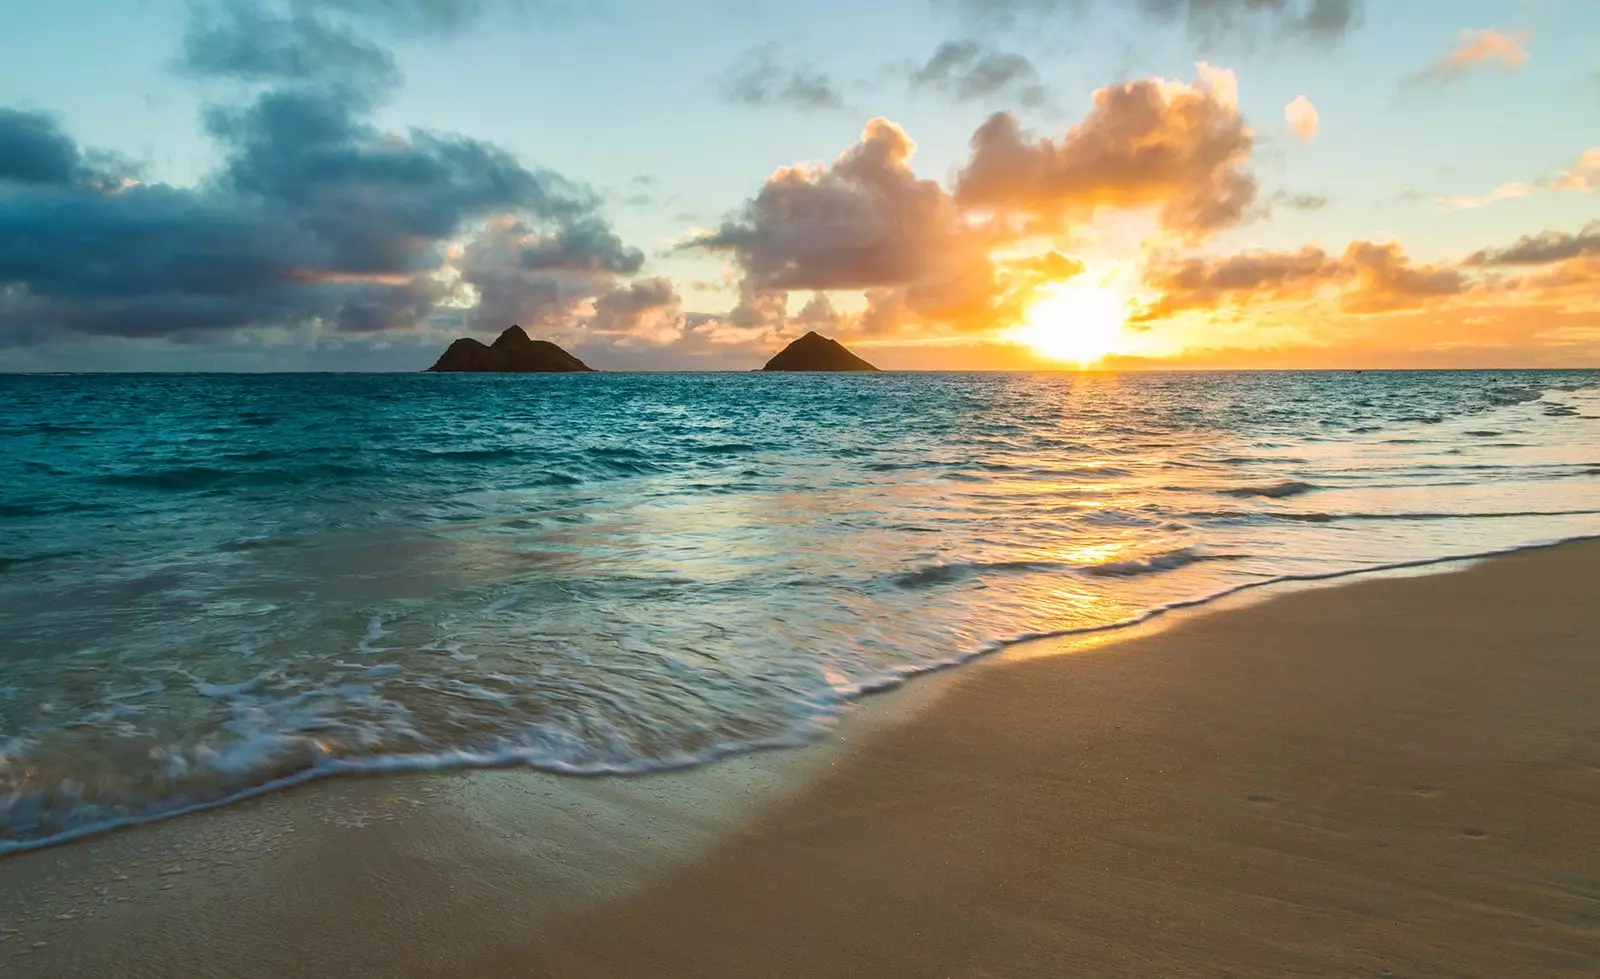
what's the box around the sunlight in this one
[1010,279,1131,365]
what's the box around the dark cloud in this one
[0,110,83,186]
[956,66,1257,238]
[722,44,845,111]
[1465,222,1600,266]
[945,0,1360,43]
[909,41,1049,106]
[178,1,401,96]
[203,86,593,276]
[512,218,644,273]
[0,181,444,342]
[0,0,642,347]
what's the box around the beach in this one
[4,540,1598,977]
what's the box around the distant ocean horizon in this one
[3,369,1598,852]
[7,366,1598,375]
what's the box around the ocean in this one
[2,369,1598,852]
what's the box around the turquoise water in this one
[3,370,1599,851]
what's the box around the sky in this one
[1,0,1597,371]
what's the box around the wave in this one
[0,500,111,519]
[1220,480,1317,499]
[1083,547,1245,577]
[0,550,81,573]
[7,533,1594,858]
[100,464,372,491]
[893,559,1067,588]
[892,547,1228,588]
[415,447,529,462]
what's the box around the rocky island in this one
[426,325,594,373]
[762,331,879,372]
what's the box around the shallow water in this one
[3,369,1598,850]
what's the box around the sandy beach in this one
[5,540,1599,977]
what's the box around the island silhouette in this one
[762,331,879,371]
[426,325,595,372]
[424,327,878,372]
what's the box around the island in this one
[426,325,594,373]
[762,331,880,372]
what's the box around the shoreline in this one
[5,534,1594,860]
[5,540,1600,976]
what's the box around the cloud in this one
[1269,189,1329,211]
[1003,249,1086,281]
[456,213,643,331]
[1137,245,1345,319]
[1440,146,1598,210]
[1551,147,1600,192]
[1407,28,1530,87]
[204,86,593,273]
[687,118,1006,334]
[909,41,1049,107]
[313,0,578,35]
[690,65,1265,338]
[1137,239,1466,319]
[0,0,645,348]
[509,217,644,273]
[177,0,401,97]
[955,64,1257,239]
[585,276,685,345]
[945,0,1361,43]
[0,109,103,187]
[721,44,845,111]
[1138,222,1600,337]
[316,0,494,31]
[1439,182,1538,210]
[1465,221,1600,266]
[0,176,440,341]
[1284,95,1318,143]
[795,291,843,329]
[1340,240,1467,312]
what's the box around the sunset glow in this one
[1011,279,1131,365]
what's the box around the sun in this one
[1010,280,1130,365]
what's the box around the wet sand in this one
[5,541,1599,977]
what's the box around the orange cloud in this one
[1137,239,1468,320]
[1002,250,1087,283]
[955,64,1257,240]
[1340,241,1467,312]
[1284,95,1318,143]
[1411,28,1530,85]
[1136,245,1343,320]
[1551,148,1600,192]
